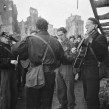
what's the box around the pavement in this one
[52,80,87,109]
[16,80,87,109]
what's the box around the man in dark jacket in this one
[81,17,108,109]
[12,18,75,109]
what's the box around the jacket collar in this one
[37,31,49,36]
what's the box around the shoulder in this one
[98,33,106,39]
[27,35,43,44]
[96,33,108,49]
[49,36,63,51]
[50,36,60,45]
[95,33,107,42]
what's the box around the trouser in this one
[81,65,100,109]
[0,69,18,109]
[17,61,27,88]
[17,61,22,89]
[56,65,75,109]
[26,71,55,109]
[21,68,28,86]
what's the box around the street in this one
[16,80,87,109]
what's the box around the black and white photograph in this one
[0,0,109,109]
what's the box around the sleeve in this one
[57,42,76,64]
[91,35,108,62]
[11,36,29,60]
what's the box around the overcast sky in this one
[13,0,107,28]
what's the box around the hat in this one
[88,17,100,28]
[0,32,19,42]
[0,32,10,39]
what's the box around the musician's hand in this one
[71,47,76,53]
[88,37,93,43]
[75,73,79,80]
[11,60,18,65]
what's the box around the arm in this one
[91,35,108,62]
[57,42,76,64]
[11,36,30,60]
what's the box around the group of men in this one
[0,16,108,109]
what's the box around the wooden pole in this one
[89,0,104,34]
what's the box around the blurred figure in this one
[69,35,75,43]
[69,35,76,48]
[0,32,17,109]
[74,35,82,48]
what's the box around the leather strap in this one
[89,46,98,61]
[32,35,56,61]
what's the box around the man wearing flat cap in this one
[81,17,108,109]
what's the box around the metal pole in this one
[77,0,78,9]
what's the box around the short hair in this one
[57,27,67,34]
[36,18,48,31]
[88,17,100,28]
